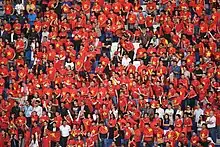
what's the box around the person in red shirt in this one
[16,111,26,129]
[99,122,108,146]
[127,10,137,32]
[191,132,200,147]
[123,0,133,13]
[165,126,178,146]
[82,0,91,15]
[122,38,135,63]
[200,20,209,38]
[0,0,219,145]
[4,1,13,21]
[154,124,164,146]
[142,123,154,146]
[174,114,183,133]
[42,133,51,147]
[178,132,188,146]
[146,0,156,14]
[112,0,122,14]
[133,124,141,146]
[200,123,209,144]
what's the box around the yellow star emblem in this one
[77,61,80,66]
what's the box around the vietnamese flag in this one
[6,48,15,60]
[75,59,84,71]
[47,130,60,142]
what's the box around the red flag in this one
[47,130,60,142]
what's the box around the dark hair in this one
[164,114,170,120]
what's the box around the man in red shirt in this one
[4,1,13,21]
[142,123,154,146]
[127,10,136,32]
[0,0,218,145]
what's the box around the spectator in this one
[29,133,39,147]
[59,120,71,147]
[121,54,131,67]
[206,111,217,143]
[165,104,174,125]
[27,10,37,26]
[32,101,42,117]
[11,101,20,118]
[15,0,25,15]
[0,0,219,146]
[194,104,204,132]
[163,114,170,135]
[26,1,36,14]
[11,134,19,147]
[197,115,205,135]
[155,104,165,119]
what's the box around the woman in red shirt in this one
[186,86,198,108]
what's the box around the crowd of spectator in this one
[0,0,219,147]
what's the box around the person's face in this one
[168,104,171,109]
[199,116,203,120]
[210,111,214,117]
[19,112,23,116]
[145,124,149,128]
[63,121,67,126]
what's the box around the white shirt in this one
[23,37,28,49]
[15,4,24,15]
[0,30,4,36]
[32,106,43,117]
[30,42,36,50]
[155,107,165,119]
[197,120,205,131]
[31,50,35,61]
[176,110,183,118]
[165,108,174,124]
[11,33,14,43]
[177,60,181,66]
[150,37,159,47]
[29,139,39,147]
[65,62,74,70]
[194,108,204,123]
[184,70,191,79]
[60,125,71,137]
[41,31,49,42]
[206,116,216,128]
[122,56,131,67]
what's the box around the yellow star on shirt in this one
[206,51,211,57]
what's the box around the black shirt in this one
[108,127,115,139]
[142,56,151,66]
[60,107,68,118]
[11,106,20,118]
[194,68,203,79]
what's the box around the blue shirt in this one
[62,1,72,6]
[24,105,33,117]
[171,65,181,79]
[25,49,31,60]
[28,13,37,25]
